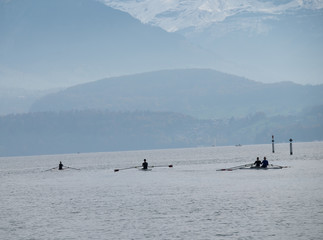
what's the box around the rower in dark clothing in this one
[142,159,148,170]
[58,161,64,170]
[254,157,261,167]
[261,157,269,168]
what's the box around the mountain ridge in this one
[30,68,323,119]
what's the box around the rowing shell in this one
[217,163,287,171]
[240,165,283,170]
[44,166,80,171]
[138,168,152,171]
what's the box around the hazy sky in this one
[1,0,323,90]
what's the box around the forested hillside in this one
[1,106,322,156]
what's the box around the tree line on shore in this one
[0,106,322,157]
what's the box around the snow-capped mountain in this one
[100,0,323,32]
[1,0,322,90]
[101,0,323,85]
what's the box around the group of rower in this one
[254,157,269,168]
[58,158,270,171]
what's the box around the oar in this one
[114,166,140,172]
[150,164,173,168]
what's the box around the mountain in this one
[102,0,323,85]
[186,9,323,85]
[29,69,323,119]
[0,0,219,90]
[2,0,321,91]
[101,0,323,32]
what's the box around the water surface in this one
[1,142,323,239]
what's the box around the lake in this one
[1,142,323,240]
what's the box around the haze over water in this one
[1,142,323,239]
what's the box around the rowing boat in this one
[217,163,287,171]
[240,165,283,170]
[138,168,152,171]
[114,164,173,172]
[44,166,80,171]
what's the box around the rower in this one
[261,157,269,168]
[254,157,261,167]
[58,161,64,170]
[142,159,148,170]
